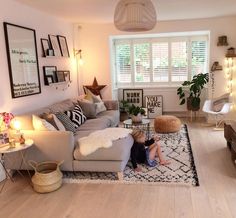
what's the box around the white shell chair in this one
[202,100,231,128]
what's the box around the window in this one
[113,34,208,87]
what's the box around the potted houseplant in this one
[177,73,209,111]
[119,100,130,121]
[128,104,146,123]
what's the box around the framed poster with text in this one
[123,89,143,107]
[145,95,163,118]
[4,22,41,98]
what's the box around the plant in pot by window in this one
[128,104,146,123]
[119,100,130,121]
[177,73,209,111]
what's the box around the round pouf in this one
[154,115,181,133]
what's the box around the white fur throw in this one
[78,128,132,156]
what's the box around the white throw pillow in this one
[32,115,57,131]
[95,102,107,114]
[52,114,66,131]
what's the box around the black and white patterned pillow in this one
[55,112,77,134]
[64,104,87,128]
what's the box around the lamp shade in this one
[114,0,157,32]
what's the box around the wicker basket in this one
[29,160,63,194]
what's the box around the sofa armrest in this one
[103,100,119,110]
[5,130,75,171]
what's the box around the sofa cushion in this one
[55,112,77,134]
[96,110,119,127]
[40,113,59,130]
[32,115,57,131]
[78,100,97,118]
[64,105,87,128]
[73,134,133,161]
[76,117,111,131]
[49,99,74,113]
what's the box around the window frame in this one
[111,31,209,88]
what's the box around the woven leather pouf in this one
[154,115,181,133]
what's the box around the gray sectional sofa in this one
[5,98,134,179]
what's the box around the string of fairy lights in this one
[225,57,235,110]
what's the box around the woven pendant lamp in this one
[114,0,157,32]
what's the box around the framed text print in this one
[4,22,41,98]
[145,95,163,118]
[123,89,143,107]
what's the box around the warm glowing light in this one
[12,119,21,131]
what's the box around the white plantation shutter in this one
[113,34,208,87]
[191,40,208,76]
[134,42,151,82]
[171,41,188,82]
[152,42,169,82]
[115,43,132,83]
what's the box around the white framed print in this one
[123,89,143,107]
[4,22,41,98]
[145,95,163,118]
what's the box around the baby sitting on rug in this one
[130,129,170,172]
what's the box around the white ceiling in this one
[14,0,236,23]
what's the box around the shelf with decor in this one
[48,81,72,91]
[43,66,71,91]
[41,34,70,58]
[226,54,236,58]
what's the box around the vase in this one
[131,113,143,123]
[0,129,9,147]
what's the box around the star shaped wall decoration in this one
[84,77,106,99]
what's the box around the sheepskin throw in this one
[78,128,132,156]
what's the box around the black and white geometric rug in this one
[63,125,199,186]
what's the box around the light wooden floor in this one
[1,119,236,218]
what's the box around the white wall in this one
[75,16,236,114]
[0,0,78,115]
[0,0,78,181]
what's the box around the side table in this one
[123,119,151,139]
[0,139,34,192]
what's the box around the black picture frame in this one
[48,34,61,57]
[43,66,57,85]
[41,38,50,57]
[57,35,70,57]
[56,71,66,82]
[123,89,143,107]
[3,22,41,98]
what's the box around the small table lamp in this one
[11,119,22,145]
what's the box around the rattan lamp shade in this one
[114,0,157,32]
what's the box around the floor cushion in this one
[154,115,181,133]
